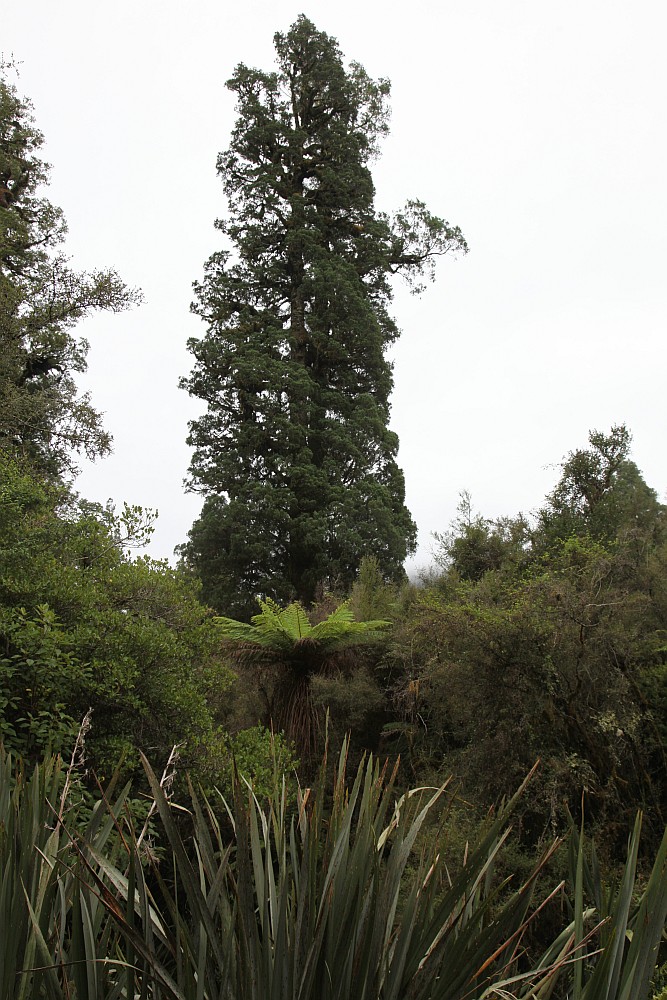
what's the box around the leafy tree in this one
[433,491,531,582]
[349,553,401,621]
[0,454,229,778]
[536,425,664,548]
[214,598,390,757]
[0,65,140,479]
[181,16,467,616]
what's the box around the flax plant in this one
[0,745,131,999]
[3,740,665,999]
[563,814,667,1000]
[92,747,574,1000]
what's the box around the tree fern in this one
[214,599,390,755]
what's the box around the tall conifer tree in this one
[181,17,467,616]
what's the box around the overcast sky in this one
[5,0,666,573]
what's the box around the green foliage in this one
[349,553,402,621]
[0,454,229,781]
[561,814,667,1000]
[219,723,299,802]
[536,425,665,549]
[391,429,667,849]
[0,744,136,999]
[180,16,467,615]
[311,667,386,744]
[393,557,663,844]
[433,490,531,582]
[0,65,141,479]
[0,604,82,756]
[215,596,390,650]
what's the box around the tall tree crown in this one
[182,18,467,615]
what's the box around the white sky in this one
[5,0,667,575]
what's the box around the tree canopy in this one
[0,65,140,479]
[181,17,467,616]
[536,424,664,547]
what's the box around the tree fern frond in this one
[271,601,312,641]
[308,599,390,643]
